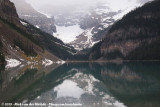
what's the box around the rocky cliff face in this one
[0,0,22,27]
[89,0,160,60]
[10,0,56,35]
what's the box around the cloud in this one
[26,0,101,6]
[26,0,151,11]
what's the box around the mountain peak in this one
[0,0,21,27]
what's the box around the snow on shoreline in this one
[56,60,65,64]
[6,58,66,68]
[42,59,53,67]
[5,57,65,69]
[42,59,66,67]
[6,58,21,69]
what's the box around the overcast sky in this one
[26,0,152,11]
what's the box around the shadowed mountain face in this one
[0,0,62,64]
[10,0,57,35]
[0,0,80,62]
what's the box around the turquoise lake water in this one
[0,62,160,107]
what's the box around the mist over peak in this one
[26,0,152,12]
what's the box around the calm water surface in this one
[0,62,160,107]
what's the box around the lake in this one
[0,62,160,107]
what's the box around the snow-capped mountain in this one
[69,4,117,50]
[48,4,117,50]
[25,0,152,51]
[69,1,151,51]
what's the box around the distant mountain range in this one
[32,0,151,51]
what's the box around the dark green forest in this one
[23,20,91,60]
[126,38,160,60]
[0,39,5,63]
[22,20,77,60]
[13,39,37,56]
[0,17,42,48]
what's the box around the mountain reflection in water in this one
[0,62,160,107]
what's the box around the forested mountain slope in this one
[0,0,62,65]
[21,19,77,60]
[0,0,76,65]
[89,0,160,60]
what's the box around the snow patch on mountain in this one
[113,5,141,20]
[103,0,139,12]
[85,27,99,48]
[22,15,31,17]
[37,10,52,18]
[70,27,100,51]
[35,25,40,28]
[94,7,110,15]
[53,24,84,43]
[20,20,28,26]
